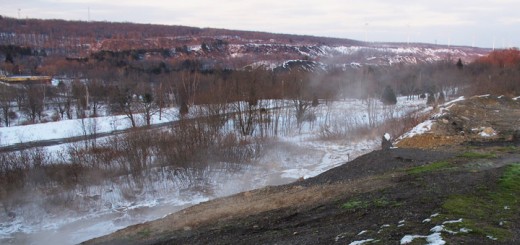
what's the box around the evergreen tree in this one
[381,85,397,105]
[456,58,463,70]
[427,93,435,105]
[438,91,446,104]
[179,101,189,115]
[312,95,319,107]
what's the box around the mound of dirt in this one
[397,95,520,150]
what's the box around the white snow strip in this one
[442,218,463,224]
[430,225,444,233]
[441,96,465,107]
[459,228,471,233]
[513,96,520,101]
[349,239,375,245]
[0,108,179,146]
[397,119,433,140]
[487,235,498,240]
[401,233,445,245]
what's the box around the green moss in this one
[373,198,390,208]
[443,196,493,219]
[443,219,511,241]
[499,163,520,191]
[341,197,400,211]
[406,161,452,175]
[137,228,151,238]
[341,199,369,210]
[441,163,520,241]
[458,151,496,159]
[494,146,517,152]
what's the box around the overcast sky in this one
[1,0,519,48]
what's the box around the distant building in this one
[0,75,52,85]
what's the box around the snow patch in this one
[397,119,433,140]
[400,233,445,245]
[442,218,463,224]
[384,133,391,141]
[459,228,471,233]
[487,235,498,240]
[349,239,375,245]
[479,127,497,137]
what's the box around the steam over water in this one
[0,97,428,244]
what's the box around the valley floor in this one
[86,95,520,244]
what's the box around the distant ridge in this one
[0,16,490,70]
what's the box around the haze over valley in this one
[0,3,519,244]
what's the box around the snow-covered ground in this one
[0,96,431,244]
[0,108,180,146]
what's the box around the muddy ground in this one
[85,95,520,245]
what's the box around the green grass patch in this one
[341,197,400,211]
[442,218,511,241]
[494,145,518,153]
[458,151,496,159]
[443,196,494,219]
[341,199,369,210]
[499,163,520,190]
[137,228,152,238]
[406,161,452,175]
[441,163,520,241]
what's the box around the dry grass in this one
[87,173,400,243]
[396,134,466,150]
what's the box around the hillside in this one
[0,16,490,73]
[85,95,520,244]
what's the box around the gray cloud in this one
[0,0,518,48]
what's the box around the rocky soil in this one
[85,95,520,245]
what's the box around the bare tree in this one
[180,69,200,106]
[233,100,258,136]
[140,92,157,126]
[52,81,74,120]
[113,88,138,128]
[0,85,16,126]
[21,85,45,123]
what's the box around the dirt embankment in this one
[397,95,520,149]
[85,95,520,245]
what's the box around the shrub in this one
[381,85,397,105]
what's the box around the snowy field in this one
[0,96,431,244]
